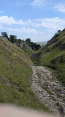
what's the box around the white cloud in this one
[34,17,65,31]
[28,19,41,27]
[31,0,48,8]
[6,27,37,34]
[0,15,65,33]
[54,4,65,13]
[0,16,41,27]
[0,16,26,25]
[27,17,65,32]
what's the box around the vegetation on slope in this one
[39,29,65,86]
[25,38,41,51]
[1,32,41,51]
[22,46,34,57]
[0,37,49,112]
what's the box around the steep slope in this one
[39,29,65,86]
[22,45,35,57]
[0,37,49,111]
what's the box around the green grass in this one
[0,38,50,112]
[22,46,34,57]
[22,46,40,65]
[39,30,65,86]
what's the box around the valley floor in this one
[31,66,65,115]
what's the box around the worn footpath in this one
[31,66,65,115]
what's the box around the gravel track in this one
[31,66,65,115]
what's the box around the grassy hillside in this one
[22,45,41,65]
[39,29,65,86]
[0,38,49,112]
[22,46,34,57]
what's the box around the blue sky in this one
[0,0,65,42]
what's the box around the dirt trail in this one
[31,66,65,114]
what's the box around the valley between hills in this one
[0,29,65,116]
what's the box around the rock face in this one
[31,66,65,114]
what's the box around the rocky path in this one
[31,66,65,115]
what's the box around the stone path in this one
[31,66,65,115]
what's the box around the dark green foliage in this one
[57,30,61,33]
[9,35,16,43]
[1,32,8,39]
[29,42,41,51]
[25,38,41,51]
[26,38,31,43]
[18,39,21,44]
[1,31,41,51]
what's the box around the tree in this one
[1,32,8,39]
[9,35,15,43]
[18,39,21,44]
[26,38,31,43]
[57,30,61,34]
[29,42,41,51]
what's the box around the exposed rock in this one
[31,66,65,115]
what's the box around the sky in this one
[0,0,65,42]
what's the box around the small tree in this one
[26,38,31,43]
[1,32,8,39]
[18,39,21,44]
[10,35,15,43]
[57,30,61,34]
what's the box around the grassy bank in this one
[0,38,50,112]
[39,29,65,86]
